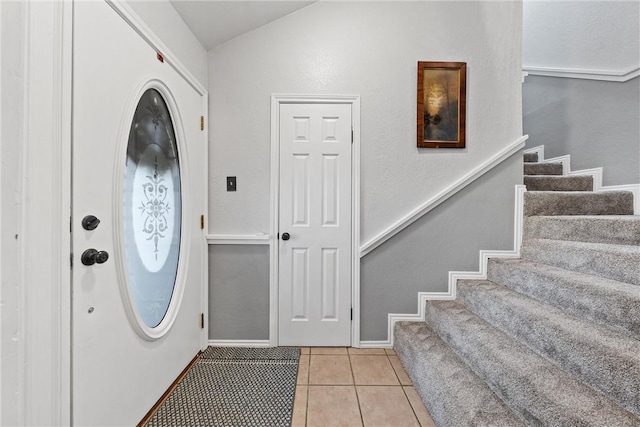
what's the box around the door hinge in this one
[350,308,353,321]
[200,116,205,131]
[70,253,73,268]
[351,129,354,143]
[200,313,205,329]
[200,214,205,230]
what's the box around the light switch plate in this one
[227,176,236,192]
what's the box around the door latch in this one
[81,248,109,266]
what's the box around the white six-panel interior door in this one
[277,102,354,346]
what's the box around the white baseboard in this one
[208,339,271,348]
[359,341,393,349]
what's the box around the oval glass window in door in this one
[123,88,181,328]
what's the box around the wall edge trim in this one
[360,135,528,257]
[105,0,207,95]
[522,65,640,82]
[207,234,270,245]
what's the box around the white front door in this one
[72,2,206,425]
[278,103,353,346]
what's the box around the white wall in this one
[523,0,639,72]
[208,1,524,241]
[127,0,208,87]
[1,2,27,424]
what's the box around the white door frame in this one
[269,94,361,348]
[18,1,208,424]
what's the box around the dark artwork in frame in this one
[417,61,467,148]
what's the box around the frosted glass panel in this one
[123,89,181,328]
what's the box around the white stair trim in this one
[367,185,527,347]
[525,145,640,213]
[360,135,528,257]
[377,146,640,347]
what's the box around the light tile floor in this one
[292,347,437,427]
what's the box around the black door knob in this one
[81,215,101,231]
[281,232,290,241]
[81,248,109,266]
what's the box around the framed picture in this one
[417,61,467,148]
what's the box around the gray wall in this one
[523,75,640,185]
[207,153,522,342]
[208,245,270,340]
[361,152,522,341]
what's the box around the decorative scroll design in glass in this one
[123,89,181,328]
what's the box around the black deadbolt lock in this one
[82,215,101,231]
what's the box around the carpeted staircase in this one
[394,150,640,426]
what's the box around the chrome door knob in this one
[281,232,290,241]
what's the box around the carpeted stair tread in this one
[524,191,635,216]
[457,279,640,416]
[524,162,563,176]
[524,215,640,245]
[425,300,639,426]
[393,321,526,427]
[524,175,594,191]
[487,258,640,340]
[523,152,538,163]
[521,238,640,285]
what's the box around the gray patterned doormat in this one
[144,347,300,427]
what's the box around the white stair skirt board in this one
[371,145,640,347]
[208,340,271,348]
[364,185,527,348]
[525,145,640,214]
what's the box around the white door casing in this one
[273,98,360,347]
[72,2,206,425]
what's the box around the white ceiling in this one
[169,1,315,50]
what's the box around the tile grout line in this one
[388,351,423,426]
[304,349,310,427]
[348,348,366,427]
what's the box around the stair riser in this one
[393,322,525,427]
[524,192,635,216]
[521,240,640,286]
[487,259,640,341]
[524,163,563,176]
[524,216,640,246]
[523,152,538,163]
[457,280,640,416]
[425,301,638,425]
[524,175,594,191]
